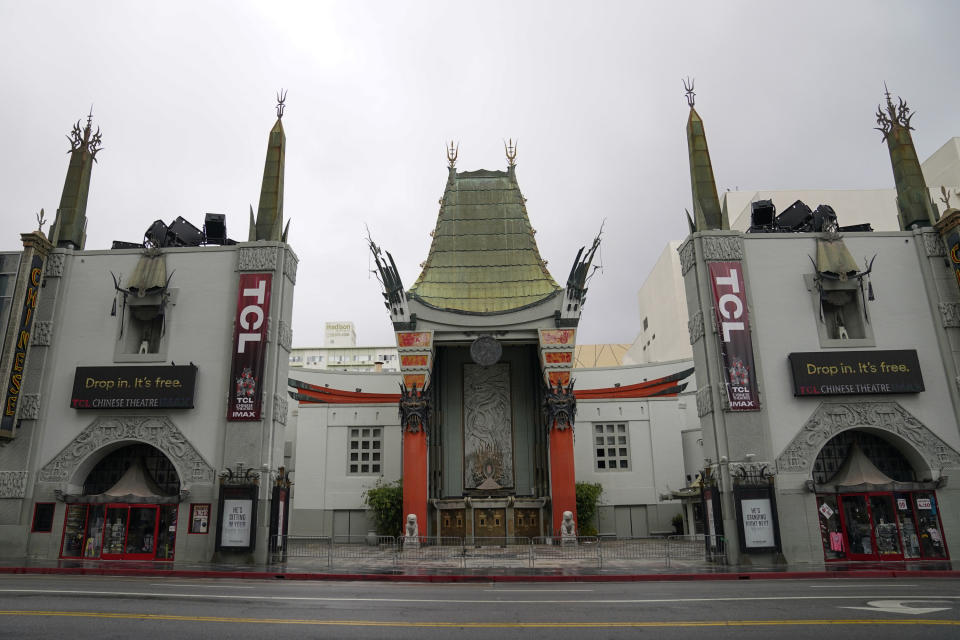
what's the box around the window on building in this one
[593,423,630,471]
[348,428,382,474]
[32,503,55,532]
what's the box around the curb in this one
[2,566,958,582]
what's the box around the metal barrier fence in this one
[271,534,726,569]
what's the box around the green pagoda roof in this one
[409,166,561,313]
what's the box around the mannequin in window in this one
[835,310,849,340]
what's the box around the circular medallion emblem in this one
[470,335,502,366]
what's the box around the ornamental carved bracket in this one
[678,241,696,275]
[0,471,27,498]
[283,247,298,284]
[38,415,216,488]
[543,379,576,431]
[238,246,279,271]
[775,401,960,475]
[729,461,776,485]
[31,321,53,346]
[702,235,743,261]
[688,310,704,345]
[939,302,960,328]
[696,385,713,417]
[921,231,947,257]
[399,384,430,434]
[45,253,64,278]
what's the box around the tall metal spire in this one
[875,84,938,230]
[250,91,288,242]
[683,78,727,232]
[49,108,102,249]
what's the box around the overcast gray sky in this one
[2,1,958,347]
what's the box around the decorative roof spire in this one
[49,108,101,249]
[504,138,518,167]
[875,84,937,230]
[249,93,288,242]
[446,140,458,168]
[683,79,727,231]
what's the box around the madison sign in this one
[709,261,760,410]
[227,273,272,420]
[70,365,197,409]
[788,350,924,396]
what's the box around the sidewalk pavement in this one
[1,554,957,582]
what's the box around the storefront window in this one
[841,495,872,556]
[103,507,129,555]
[868,495,901,557]
[915,493,947,559]
[83,506,105,558]
[61,505,88,557]
[155,505,178,560]
[894,493,921,559]
[816,495,845,560]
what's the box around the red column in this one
[402,429,428,537]
[549,427,577,535]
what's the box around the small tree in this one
[362,479,403,535]
[575,481,604,536]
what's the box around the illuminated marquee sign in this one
[1,255,43,437]
[227,273,272,421]
[708,261,759,411]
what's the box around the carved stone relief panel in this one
[17,394,40,420]
[679,241,696,275]
[38,415,216,487]
[939,302,960,328]
[44,253,65,278]
[238,246,279,271]
[0,471,27,498]
[775,402,960,474]
[463,363,513,490]
[921,231,946,257]
[273,393,288,425]
[283,247,298,284]
[702,235,744,261]
[278,320,293,352]
[696,385,713,417]
[688,311,704,345]
[31,321,53,346]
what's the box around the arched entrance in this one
[59,443,181,561]
[813,430,949,562]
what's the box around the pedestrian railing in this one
[270,533,726,568]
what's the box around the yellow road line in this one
[0,611,957,627]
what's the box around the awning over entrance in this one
[62,458,184,504]
[821,443,933,493]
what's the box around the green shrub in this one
[362,479,403,535]
[575,481,604,536]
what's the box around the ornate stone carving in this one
[399,384,430,434]
[728,461,776,484]
[775,402,960,474]
[273,393,288,425]
[17,394,40,420]
[543,379,576,432]
[469,335,502,366]
[238,246,279,272]
[283,247,298,284]
[45,253,65,277]
[921,231,946,257]
[278,320,293,351]
[702,235,744,261]
[939,302,960,328]
[696,385,713,417]
[687,311,704,345]
[0,471,27,498]
[38,415,216,486]
[465,364,513,489]
[31,321,53,346]
[679,241,696,275]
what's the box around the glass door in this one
[124,506,159,560]
[839,494,876,560]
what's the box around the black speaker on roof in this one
[166,216,204,247]
[749,200,776,231]
[203,213,227,245]
[111,240,144,250]
[776,200,813,231]
[144,220,169,248]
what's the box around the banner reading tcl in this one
[227,273,272,421]
[709,261,759,411]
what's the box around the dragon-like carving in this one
[543,379,576,431]
[399,383,430,434]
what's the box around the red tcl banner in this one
[708,262,759,411]
[227,273,272,421]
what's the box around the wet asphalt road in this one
[0,574,957,639]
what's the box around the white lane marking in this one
[149,583,255,589]
[843,599,952,615]
[810,584,916,588]
[484,589,593,593]
[1,589,959,605]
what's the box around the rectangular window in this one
[348,427,382,475]
[593,423,630,471]
[32,503,55,533]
